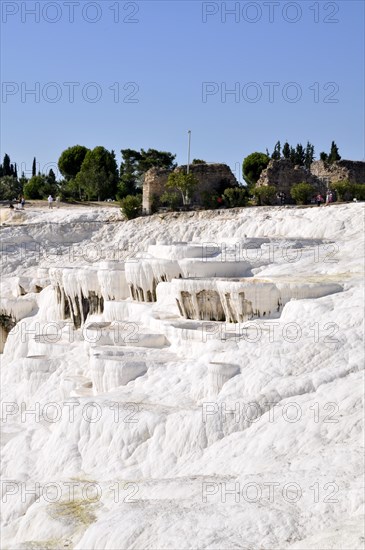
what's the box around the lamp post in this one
[187,130,191,174]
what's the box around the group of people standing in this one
[47,195,61,209]
[315,190,334,206]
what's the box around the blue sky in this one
[1,0,364,181]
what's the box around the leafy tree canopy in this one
[58,145,90,180]
[242,152,270,186]
[119,148,176,198]
[0,176,22,201]
[76,146,118,201]
[166,171,198,205]
[23,175,58,199]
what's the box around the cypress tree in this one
[3,154,11,176]
[282,142,290,159]
[328,141,341,163]
[304,142,315,169]
[271,141,281,160]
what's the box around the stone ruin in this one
[256,158,365,198]
[142,163,238,214]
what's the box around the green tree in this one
[0,176,22,200]
[192,159,206,164]
[119,148,176,197]
[24,176,43,199]
[19,172,28,191]
[290,182,314,205]
[328,141,341,163]
[320,152,328,162]
[304,142,315,169]
[47,169,56,184]
[295,144,305,166]
[242,152,270,187]
[23,175,57,199]
[253,185,277,205]
[58,145,89,179]
[32,157,37,177]
[76,146,119,201]
[166,171,198,205]
[3,154,12,176]
[118,149,143,198]
[271,141,281,160]
[331,180,352,201]
[120,194,142,219]
[282,142,291,159]
[289,147,296,164]
[137,148,176,174]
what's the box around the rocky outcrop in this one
[256,159,324,195]
[142,163,238,214]
[257,158,365,196]
[310,160,365,186]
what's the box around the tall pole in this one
[187,130,191,174]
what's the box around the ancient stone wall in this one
[310,160,365,185]
[143,163,238,213]
[142,168,171,214]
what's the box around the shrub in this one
[223,187,247,208]
[160,190,180,210]
[120,194,142,219]
[290,182,315,205]
[331,180,352,201]
[200,191,223,210]
[253,185,277,205]
[352,184,365,201]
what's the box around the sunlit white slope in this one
[0,203,364,550]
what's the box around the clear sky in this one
[1,0,364,181]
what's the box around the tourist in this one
[21,197,25,209]
[56,195,61,208]
[48,195,54,209]
[316,194,324,207]
[277,192,285,205]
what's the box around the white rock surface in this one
[0,203,364,549]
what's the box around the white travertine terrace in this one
[0,204,364,550]
[171,277,343,322]
[90,350,147,392]
[125,257,182,302]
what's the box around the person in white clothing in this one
[48,195,54,209]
